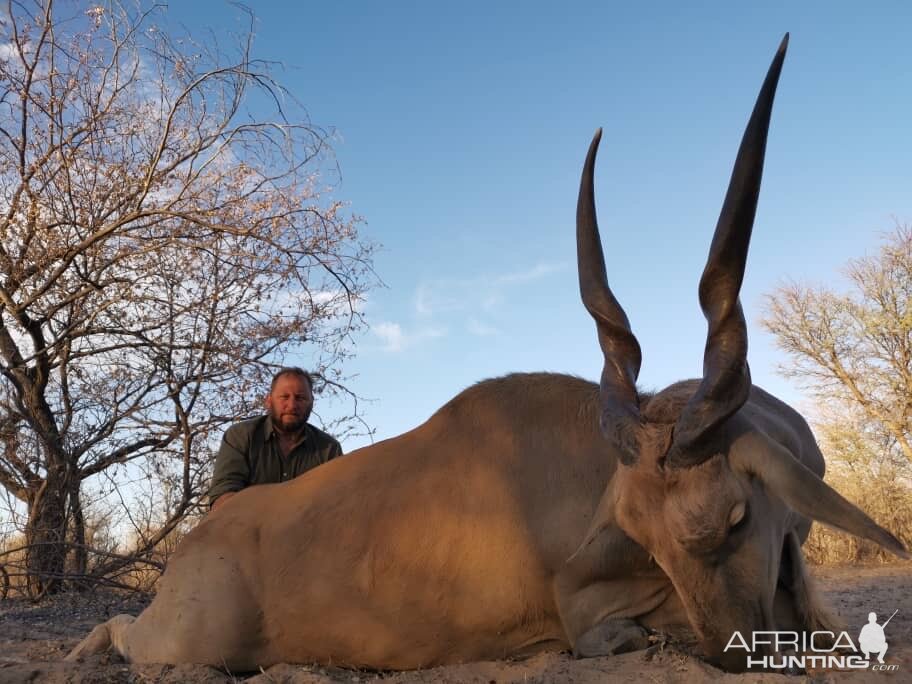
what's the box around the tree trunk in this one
[69,479,88,579]
[25,467,69,597]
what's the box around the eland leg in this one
[572,617,649,657]
[554,527,667,658]
[65,614,135,661]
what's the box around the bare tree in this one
[0,1,375,595]
[762,223,912,469]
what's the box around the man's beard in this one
[270,407,311,434]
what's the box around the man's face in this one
[266,374,314,434]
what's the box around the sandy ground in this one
[0,563,909,683]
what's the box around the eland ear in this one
[730,432,909,559]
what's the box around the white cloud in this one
[414,282,463,317]
[373,321,445,353]
[467,318,500,337]
[264,288,365,320]
[374,322,404,352]
[494,262,565,285]
[415,261,566,318]
[414,283,434,316]
[481,293,503,313]
[0,42,18,62]
[373,261,562,353]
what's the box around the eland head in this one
[575,33,908,669]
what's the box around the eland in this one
[67,34,908,673]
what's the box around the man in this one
[208,367,343,511]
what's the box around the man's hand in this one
[210,491,238,512]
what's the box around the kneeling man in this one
[208,367,343,511]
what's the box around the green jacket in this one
[208,415,343,506]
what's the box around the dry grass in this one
[0,530,173,598]
[804,466,912,565]
[0,534,27,597]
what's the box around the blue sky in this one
[173,2,911,451]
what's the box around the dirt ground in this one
[1,563,909,683]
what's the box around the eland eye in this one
[728,500,749,534]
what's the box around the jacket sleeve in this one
[208,425,251,506]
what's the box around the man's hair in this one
[270,367,314,393]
